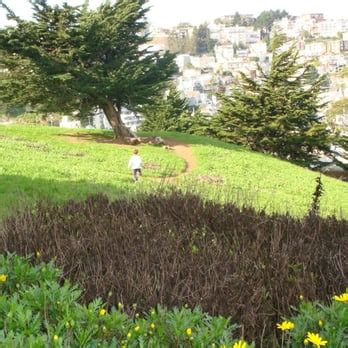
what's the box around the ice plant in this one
[276,320,295,331]
[306,332,328,347]
[0,274,8,282]
[233,340,247,348]
[333,292,348,303]
[186,328,192,336]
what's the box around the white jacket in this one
[128,155,142,170]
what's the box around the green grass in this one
[0,125,185,217]
[141,131,348,218]
[0,125,347,218]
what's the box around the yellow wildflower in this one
[0,274,8,282]
[127,332,132,339]
[233,340,247,348]
[306,332,328,347]
[150,323,155,329]
[333,292,348,303]
[186,328,192,336]
[276,320,295,331]
[304,338,309,345]
[99,309,107,316]
[134,326,140,332]
[318,320,324,327]
[53,335,59,342]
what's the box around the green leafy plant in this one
[0,254,252,347]
[276,294,348,347]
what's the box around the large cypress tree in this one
[0,0,177,138]
[213,45,330,162]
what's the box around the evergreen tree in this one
[140,85,189,131]
[254,9,288,33]
[213,46,330,162]
[326,98,348,133]
[254,9,288,39]
[194,24,215,55]
[174,111,212,135]
[232,12,242,26]
[0,0,177,139]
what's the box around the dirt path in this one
[163,138,196,179]
[62,134,197,179]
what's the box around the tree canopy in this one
[326,98,348,133]
[213,45,331,162]
[254,10,288,33]
[140,85,189,131]
[0,0,177,138]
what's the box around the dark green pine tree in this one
[213,45,331,162]
[140,85,190,131]
[0,0,177,139]
[193,24,215,55]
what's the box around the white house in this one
[59,116,81,129]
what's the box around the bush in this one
[0,190,347,342]
[276,292,348,347]
[15,113,47,124]
[0,254,251,347]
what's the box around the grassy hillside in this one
[142,131,348,217]
[0,125,185,217]
[0,125,347,218]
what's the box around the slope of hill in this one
[0,125,347,218]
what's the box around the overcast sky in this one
[0,0,347,28]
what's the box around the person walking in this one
[128,148,143,182]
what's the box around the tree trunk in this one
[101,100,133,139]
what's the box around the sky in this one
[0,0,347,29]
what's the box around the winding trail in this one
[163,138,197,177]
[63,134,197,180]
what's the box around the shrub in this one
[15,113,47,124]
[0,190,347,342]
[276,292,348,347]
[0,254,251,347]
